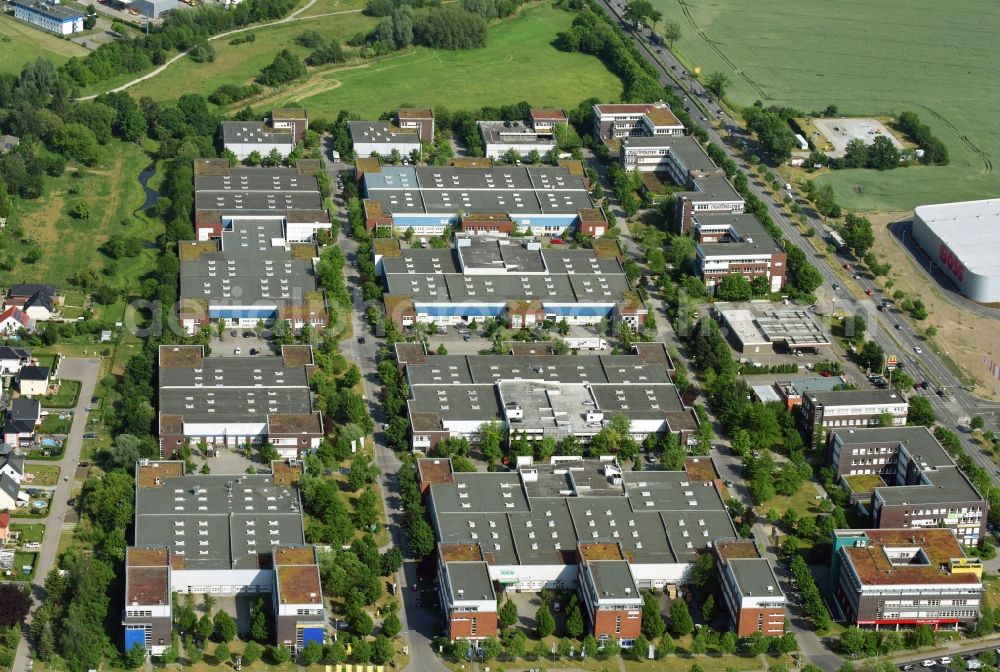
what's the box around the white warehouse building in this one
[911,198,1000,303]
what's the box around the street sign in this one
[886,355,898,371]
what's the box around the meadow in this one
[0,15,88,75]
[8,141,163,297]
[129,2,625,116]
[653,0,1000,211]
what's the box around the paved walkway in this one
[11,358,102,672]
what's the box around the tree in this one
[256,49,307,86]
[671,597,693,636]
[300,640,323,665]
[268,644,292,664]
[413,6,488,49]
[0,585,31,628]
[720,630,737,657]
[657,632,676,658]
[242,641,263,664]
[690,627,708,654]
[583,634,599,658]
[971,415,986,430]
[381,611,401,638]
[125,643,146,668]
[632,634,650,659]
[705,71,731,99]
[747,630,770,656]
[842,214,874,257]
[662,18,681,46]
[536,602,556,638]
[498,597,518,628]
[564,604,585,638]
[702,594,716,622]
[843,138,868,169]
[197,613,214,641]
[504,629,527,658]
[214,642,230,665]
[249,597,271,642]
[716,274,753,301]
[907,396,936,427]
[866,135,900,170]
[641,592,665,639]
[213,609,236,643]
[480,636,502,663]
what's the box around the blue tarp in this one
[301,627,324,647]
[124,628,146,652]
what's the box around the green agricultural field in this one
[7,141,163,293]
[653,0,1000,211]
[288,3,625,117]
[0,15,88,75]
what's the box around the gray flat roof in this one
[832,426,949,465]
[728,558,783,599]
[586,559,639,598]
[446,561,496,601]
[807,389,906,407]
[404,354,673,387]
[221,121,295,146]
[621,134,718,174]
[679,174,743,203]
[698,214,781,256]
[195,166,322,215]
[408,384,504,429]
[135,473,305,570]
[349,121,420,145]
[385,272,630,303]
[363,165,593,216]
[179,218,320,306]
[479,121,556,148]
[428,460,735,567]
[875,465,985,506]
[382,249,462,275]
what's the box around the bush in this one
[256,49,307,86]
[413,6,487,49]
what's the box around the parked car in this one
[921,661,935,668]
[83,433,98,439]
[231,330,237,337]
[463,335,472,342]
[939,658,952,666]
[550,238,564,245]
[843,263,852,270]
[866,288,874,296]
[233,347,241,355]
[358,336,366,344]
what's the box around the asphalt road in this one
[12,358,102,672]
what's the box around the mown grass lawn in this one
[10,523,45,544]
[654,0,1000,211]
[24,464,61,486]
[0,15,88,75]
[6,141,163,294]
[42,380,81,409]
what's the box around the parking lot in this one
[209,331,273,357]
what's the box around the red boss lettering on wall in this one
[939,243,965,282]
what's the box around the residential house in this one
[0,347,32,376]
[1,136,18,154]
[5,284,57,321]
[18,365,50,396]
[0,307,31,335]
[3,398,41,446]
[0,511,10,544]
[0,443,24,484]
[0,474,19,512]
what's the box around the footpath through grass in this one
[653,0,1000,211]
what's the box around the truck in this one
[564,337,607,351]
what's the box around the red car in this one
[865,288,874,296]
[551,238,565,245]
[843,263,852,270]
[818,370,832,377]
